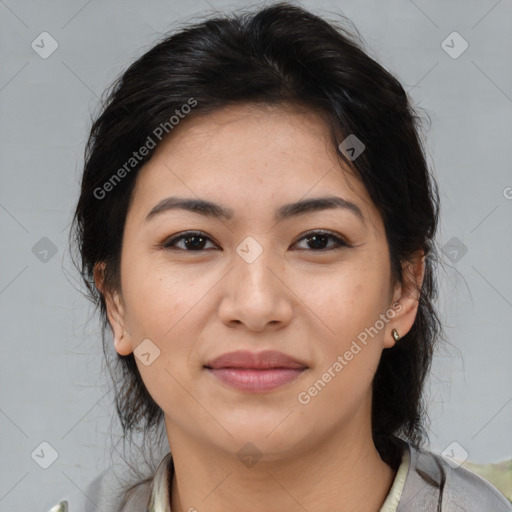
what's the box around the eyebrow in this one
[145,195,365,224]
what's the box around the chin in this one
[210,418,311,459]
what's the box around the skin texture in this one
[95,103,425,512]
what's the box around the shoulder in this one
[81,452,170,512]
[435,453,512,511]
[117,480,152,512]
[83,466,153,512]
[397,438,512,512]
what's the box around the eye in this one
[292,230,351,251]
[161,230,350,252]
[161,231,218,251]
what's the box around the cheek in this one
[122,254,208,332]
[125,261,206,410]
[297,269,390,401]
[294,265,388,339]
[296,280,386,421]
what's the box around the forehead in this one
[153,102,338,166]
[127,103,381,231]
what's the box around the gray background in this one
[1,0,511,510]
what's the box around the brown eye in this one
[161,230,350,253]
[292,231,350,251]
[162,231,218,251]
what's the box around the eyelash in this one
[160,230,351,252]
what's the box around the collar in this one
[145,441,413,512]
[146,452,173,512]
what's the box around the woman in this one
[70,2,512,511]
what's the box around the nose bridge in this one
[217,234,293,330]
[233,234,278,295]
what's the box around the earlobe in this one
[114,326,133,356]
[108,292,133,356]
[385,250,425,349]
[93,262,133,356]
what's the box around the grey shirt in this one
[83,438,512,512]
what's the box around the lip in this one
[204,350,307,370]
[204,350,308,393]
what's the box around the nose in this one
[217,243,294,332]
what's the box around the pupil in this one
[186,235,205,250]
[308,234,327,249]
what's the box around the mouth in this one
[203,350,308,393]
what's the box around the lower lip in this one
[206,368,306,392]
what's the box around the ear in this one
[384,250,426,349]
[93,262,133,356]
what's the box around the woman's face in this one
[98,103,422,460]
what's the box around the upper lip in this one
[204,350,308,370]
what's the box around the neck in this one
[166,418,397,512]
